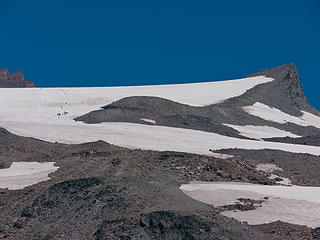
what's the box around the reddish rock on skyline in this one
[0,68,35,88]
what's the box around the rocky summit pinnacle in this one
[245,63,316,115]
[0,68,35,88]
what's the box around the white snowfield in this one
[0,162,58,190]
[3,121,320,156]
[1,76,320,156]
[180,182,320,228]
[0,75,274,124]
[244,102,320,129]
[224,124,301,139]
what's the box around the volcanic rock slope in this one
[1,63,320,239]
[0,69,35,88]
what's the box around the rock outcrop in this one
[0,69,35,88]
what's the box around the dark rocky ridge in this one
[0,68,35,88]
[247,63,317,116]
[253,221,314,240]
[215,148,320,187]
[0,128,65,169]
[75,96,249,139]
[75,64,320,138]
[264,135,320,146]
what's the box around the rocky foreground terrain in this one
[1,128,319,239]
[1,64,320,239]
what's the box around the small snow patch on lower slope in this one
[180,182,320,228]
[208,152,234,159]
[243,102,320,129]
[256,163,291,186]
[140,118,156,124]
[224,124,300,139]
[0,162,58,190]
[268,174,292,186]
[256,163,283,173]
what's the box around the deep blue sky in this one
[1,1,320,108]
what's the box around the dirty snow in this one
[224,124,300,139]
[243,102,320,128]
[256,163,283,173]
[256,163,292,186]
[256,163,291,186]
[0,162,58,190]
[180,182,320,228]
[268,174,292,186]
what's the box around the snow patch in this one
[180,182,320,228]
[256,163,283,173]
[256,163,291,186]
[140,118,156,124]
[301,110,320,129]
[3,121,320,156]
[243,102,320,128]
[268,174,292,186]
[224,124,300,139]
[208,152,234,159]
[0,162,58,190]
